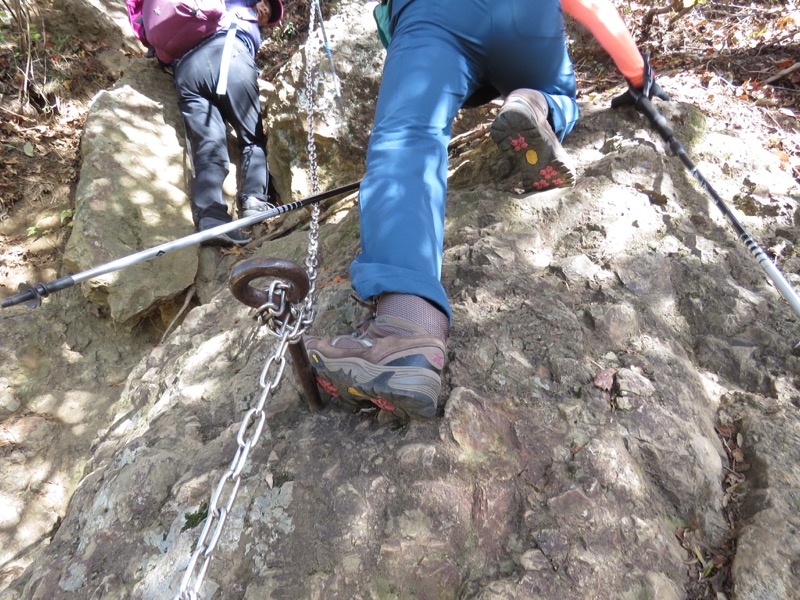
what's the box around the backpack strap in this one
[215,23,239,96]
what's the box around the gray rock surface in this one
[63,62,197,325]
[264,1,384,201]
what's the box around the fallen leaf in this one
[317,275,347,289]
[23,141,34,157]
[593,367,616,391]
[570,442,586,456]
[715,424,734,437]
[772,150,790,167]
[728,474,745,488]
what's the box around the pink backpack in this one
[126,0,149,45]
[126,0,230,65]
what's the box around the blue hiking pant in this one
[351,0,580,321]
[173,33,269,226]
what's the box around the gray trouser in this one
[173,33,269,225]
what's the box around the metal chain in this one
[175,1,326,597]
[176,286,304,599]
[301,0,322,328]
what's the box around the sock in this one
[377,293,449,339]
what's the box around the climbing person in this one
[174,0,284,246]
[306,0,669,419]
[127,0,284,246]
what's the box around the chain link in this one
[176,295,298,599]
[175,1,326,596]
[303,0,322,323]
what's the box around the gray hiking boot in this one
[306,294,449,419]
[491,89,576,192]
[237,194,275,218]
[198,217,252,246]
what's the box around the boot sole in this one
[491,102,576,192]
[310,353,439,419]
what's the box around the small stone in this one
[0,392,20,413]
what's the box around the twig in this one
[160,286,196,344]
[703,3,788,14]
[643,3,674,28]
[667,4,698,27]
[0,106,36,123]
[448,123,491,151]
[641,0,692,42]
[262,58,290,81]
[765,62,800,85]
[251,191,359,247]
[756,31,800,55]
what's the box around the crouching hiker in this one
[127,0,284,246]
[306,0,669,419]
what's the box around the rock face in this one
[62,63,198,325]
[2,2,800,600]
[264,1,385,201]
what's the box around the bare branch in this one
[765,62,800,85]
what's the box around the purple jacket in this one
[227,0,283,55]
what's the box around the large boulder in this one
[62,60,198,325]
[264,1,385,201]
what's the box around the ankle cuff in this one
[377,293,449,339]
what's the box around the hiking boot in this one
[198,217,252,247]
[237,194,276,218]
[306,295,449,419]
[491,89,576,193]
[307,315,446,419]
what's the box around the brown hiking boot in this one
[491,89,576,192]
[306,312,447,419]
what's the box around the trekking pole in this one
[1,180,361,310]
[312,0,344,115]
[634,95,800,319]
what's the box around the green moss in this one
[181,501,208,532]
[673,103,708,150]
